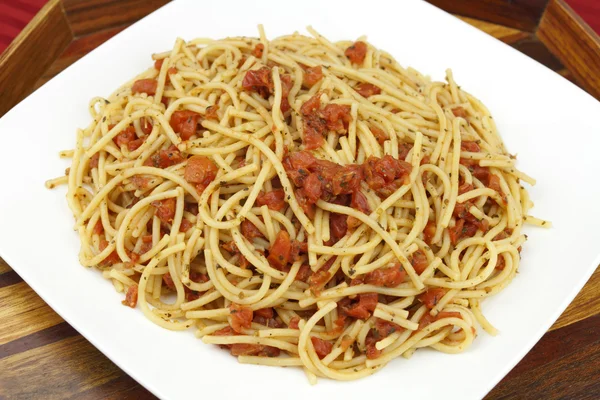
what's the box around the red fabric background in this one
[567,0,600,34]
[0,0,599,54]
[0,0,48,53]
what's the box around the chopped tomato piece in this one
[311,337,333,359]
[301,173,323,204]
[279,74,293,113]
[332,315,347,335]
[222,241,238,254]
[419,288,447,308]
[90,153,99,169]
[132,79,157,95]
[229,303,253,333]
[214,326,236,336]
[411,250,429,274]
[458,181,474,195]
[302,65,323,88]
[308,269,331,295]
[289,154,363,204]
[494,229,512,241]
[365,319,400,359]
[140,117,153,135]
[184,156,218,188]
[345,41,368,64]
[299,93,326,150]
[239,255,251,270]
[127,137,146,151]
[351,190,371,214]
[256,189,286,211]
[267,230,292,270]
[254,308,274,319]
[374,318,403,338]
[99,239,120,266]
[170,110,201,140]
[364,155,412,197]
[179,219,193,233]
[144,145,184,168]
[112,125,137,148]
[151,198,176,224]
[295,264,312,283]
[300,93,321,115]
[303,116,326,150]
[355,83,381,97]
[423,221,436,245]
[448,219,479,245]
[303,118,327,152]
[452,107,467,118]
[282,150,317,186]
[453,202,470,220]
[371,126,388,144]
[252,43,265,58]
[242,67,273,98]
[93,220,104,235]
[350,277,364,286]
[364,263,405,287]
[128,251,140,265]
[468,164,491,184]
[290,240,308,262]
[131,175,150,190]
[140,235,153,254]
[449,219,464,245]
[322,104,352,133]
[162,272,175,290]
[495,255,506,270]
[342,293,378,320]
[241,219,263,240]
[366,340,381,359]
[289,316,301,329]
[487,174,502,194]
[329,213,348,242]
[419,311,462,331]
[230,343,280,357]
[154,59,164,70]
[461,141,480,152]
[252,312,283,329]
[455,201,488,232]
[122,285,138,308]
[294,189,316,219]
[205,105,219,120]
[398,143,413,160]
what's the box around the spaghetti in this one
[47,26,549,382]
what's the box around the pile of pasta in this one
[48,26,548,382]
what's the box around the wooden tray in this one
[1,1,599,398]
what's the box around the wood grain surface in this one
[538,0,600,100]
[428,0,550,31]
[1,1,599,399]
[0,0,72,117]
[62,0,170,36]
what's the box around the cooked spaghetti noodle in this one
[47,26,549,382]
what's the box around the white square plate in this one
[1,0,599,399]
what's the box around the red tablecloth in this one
[1,0,47,53]
[568,0,600,34]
